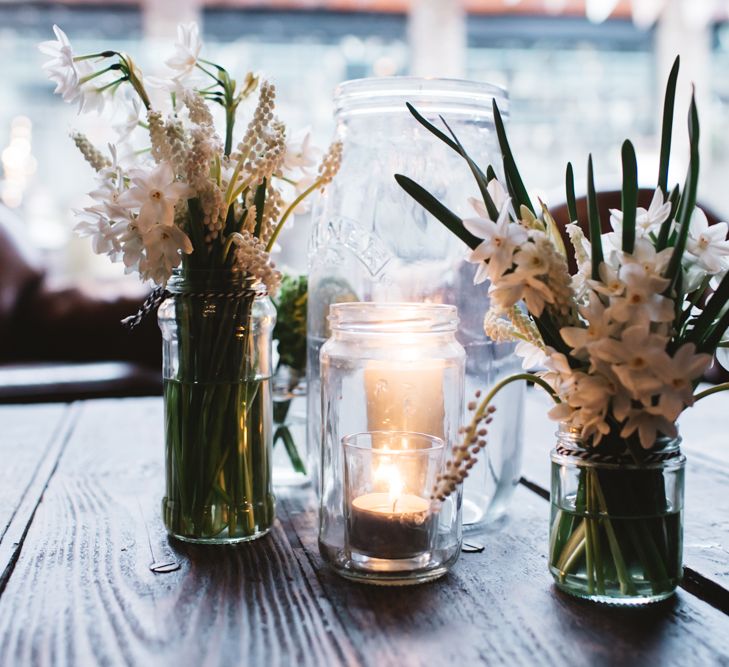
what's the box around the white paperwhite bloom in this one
[515,340,547,370]
[489,267,555,316]
[117,162,192,231]
[621,237,673,276]
[651,343,712,421]
[73,58,111,115]
[607,262,674,325]
[282,130,320,174]
[113,96,142,142]
[165,22,202,80]
[39,25,82,104]
[88,173,129,222]
[560,293,617,360]
[621,409,678,450]
[686,208,729,274]
[140,224,193,284]
[73,209,121,257]
[609,188,671,238]
[589,261,624,298]
[464,197,526,283]
[116,220,144,272]
[591,324,668,402]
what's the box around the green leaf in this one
[664,93,699,290]
[405,104,500,220]
[586,155,604,279]
[700,306,729,355]
[406,102,459,151]
[620,140,638,254]
[253,178,267,237]
[565,162,578,223]
[439,116,500,220]
[395,174,480,250]
[273,426,306,474]
[492,99,535,215]
[486,165,498,183]
[688,271,729,348]
[657,184,680,249]
[658,56,680,195]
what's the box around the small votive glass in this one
[339,431,456,585]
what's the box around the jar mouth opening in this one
[334,76,509,118]
[167,268,266,295]
[328,302,458,333]
[342,431,444,453]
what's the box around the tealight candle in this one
[343,432,443,566]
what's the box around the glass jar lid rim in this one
[334,76,509,117]
[328,302,458,332]
[342,430,445,452]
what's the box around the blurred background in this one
[2,0,729,282]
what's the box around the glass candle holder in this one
[343,432,443,573]
[318,302,464,585]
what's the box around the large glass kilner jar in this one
[319,303,465,584]
[308,77,524,529]
[158,269,276,544]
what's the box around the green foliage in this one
[273,274,308,372]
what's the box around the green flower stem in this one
[591,474,637,596]
[265,178,326,252]
[694,382,729,402]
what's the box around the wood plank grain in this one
[521,388,729,597]
[0,403,75,592]
[284,486,729,667]
[0,398,358,667]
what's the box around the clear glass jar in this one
[318,302,464,585]
[307,77,524,530]
[158,269,276,543]
[549,425,685,605]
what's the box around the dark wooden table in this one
[1,391,728,666]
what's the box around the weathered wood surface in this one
[0,403,76,592]
[522,389,729,598]
[0,397,728,667]
[0,399,356,667]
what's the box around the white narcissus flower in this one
[464,196,527,283]
[591,324,668,403]
[73,209,121,257]
[489,266,555,316]
[165,22,202,80]
[141,224,193,284]
[607,262,674,325]
[621,409,678,450]
[609,188,671,239]
[282,130,320,175]
[515,340,547,370]
[113,96,142,142]
[39,25,82,104]
[118,162,192,231]
[651,343,712,421]
[560,293,617,360]
[686,208,729,274]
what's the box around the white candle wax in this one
[364,359,446,438]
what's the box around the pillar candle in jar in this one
[364,360,445,438]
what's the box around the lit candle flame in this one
[373,459,404,511]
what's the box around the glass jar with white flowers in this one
[398,56,729,602]
[40,23,342,542]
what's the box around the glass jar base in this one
[327,548,453,586]
[169,526,272,545]
[552,578,678,606]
